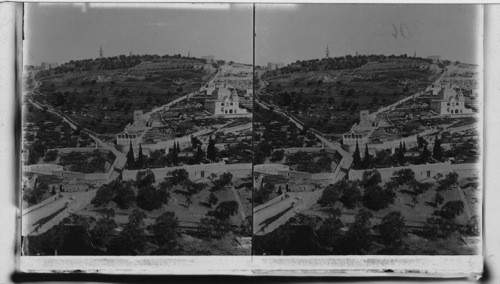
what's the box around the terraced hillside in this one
[33,55,216,135]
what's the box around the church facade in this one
[430,84,473,115]
[204,85,248,116]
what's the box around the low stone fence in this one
[122,163,252,183]
[278,147,333,154]
[348,162,479,183]
[49,147,101,155]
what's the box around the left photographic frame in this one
[20,2,254,263]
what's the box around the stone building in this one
[204,85,248,116]
[430,84,473,115]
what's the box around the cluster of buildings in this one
[24,62,60,71]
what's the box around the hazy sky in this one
[24,3,253,65]
[25,4,481,67]
[256,4,481,66]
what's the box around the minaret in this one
[326,45,330,59]
[99,44,103,59]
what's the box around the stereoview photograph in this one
[21,3,253,256]
[19,1,483,275]
[253,4,482,256]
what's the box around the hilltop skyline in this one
[24,3,253,66]
[256,4,481,66]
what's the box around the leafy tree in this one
[207,192,219,207]
[254,149,266,165]
[433,192,445,205]
[183,180,207,196]
[206,136,217,162]
[113,181,135,209]
[191,136,201,149]
[270,149,285,162]
[108,209,147,255]
[360,169,381,188]
[436,172,459,192]
[91,184,114,207]
[316,217,343,248]
[136,186,163,211]
[377,211,407,252]
[159,178,174,192]
[339,181,362,209]
[363,185,396,211]
[422,217,454,239]
[90,211,117,248]
[43,149,58,162]
[24,182,49,205]
[198,217,231,239]
[434,200,464,220]
[208,201,239,220]
[136,169,156,189]
[410,180,433,196]
[211,172,233,191]
[126,142,135,169]
[169,169,189,186]
[318,183,342,207]
[150,212,179,253]
[391,168,416,186]
[338,209,373,254]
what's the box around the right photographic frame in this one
[252,4,482,258]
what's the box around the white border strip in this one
[20,255,482,277]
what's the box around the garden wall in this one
[122,162,252,183]
[348,162,479,182]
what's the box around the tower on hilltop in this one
[326,45,330,59]
[99,44,103,59]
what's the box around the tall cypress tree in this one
[172,146,179,166]
[207,136,217,162]
[402,141,407,153]
[363,143,370,169]
[432,135,442,161]
[137,143,144,169]
[421,146,431,163]
[126,141,135,169]
[353,142,362,170]
[398,145,405,166]
[195,145,205,164]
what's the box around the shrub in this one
[362,185,396,211]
